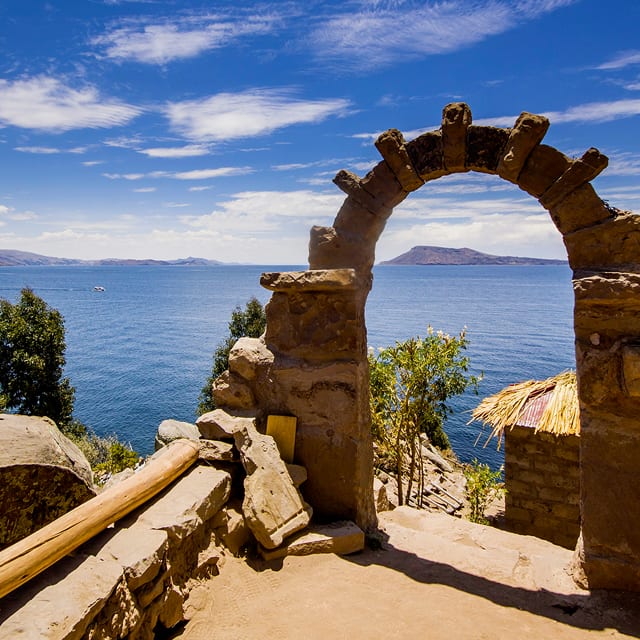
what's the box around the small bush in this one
[463,459,505,524]
[66,428,139,480]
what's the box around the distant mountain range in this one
[381,246,567,266]
[0,250,223,267]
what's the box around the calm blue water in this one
[0,264,575,469]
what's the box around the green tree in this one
[0,288,75,427]
[369,327,480,506]
[0,288,139,476]
[197,297,266,415]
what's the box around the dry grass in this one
[469,371,579,449]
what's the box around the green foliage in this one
[369,327,480,505]
[67,428,139,479]
[197,297,266,415]
[463,459,505,524]
[0,288,75,428]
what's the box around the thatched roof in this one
[469,371,579,449]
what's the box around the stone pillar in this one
[259,269,377,532]
[573,271,640,589]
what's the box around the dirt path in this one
[179,508,640,640]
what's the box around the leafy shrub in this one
[66,427,139,480]
[463,459,505,524]
[369,327,479,505]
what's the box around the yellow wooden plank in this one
[266,415,297,463]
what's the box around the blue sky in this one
[0,0,639,264]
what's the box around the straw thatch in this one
[469,371,579,449]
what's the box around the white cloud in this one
[102,167,253,181]
[103,172,146,180]
[0,182,572,264]
[309,0,577,70]
[181,190,342,235]
[83,160,104,166]
[92,13,276,64]
[15,145,89,154]
[139,144,210,158]
[377,191,565,261]
[15,146,61,154]
[0,76,141,132]
[543,99,640,124]
[133,187,156,193]
[188,186,213,192]
[0,204,38,221]
[604,151,640,176]
[171,167,253,180]
[596,50,640,70]
[165,89,351,141]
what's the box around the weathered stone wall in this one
[209,269,376,531]
[504,426,580,549]
[0,465,233,639]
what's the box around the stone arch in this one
[214,103,640,591]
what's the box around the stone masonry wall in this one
[0,464,233,639]
[504,426,580,549]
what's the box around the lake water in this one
[0,264,575,469]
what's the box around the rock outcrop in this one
[0,414,96,547]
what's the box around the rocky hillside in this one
[381,246,567,266]
[0,249,222,267]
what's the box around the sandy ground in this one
[178,507,640,640]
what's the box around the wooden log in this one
[0,439,199,600]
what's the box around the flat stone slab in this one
[260,269,358,292]
[234,421,311,549]
[259,521,364,561]
[136,466,231,540]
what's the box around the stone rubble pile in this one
[1,412,366,640]
[160,412,364,558]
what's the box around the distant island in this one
[0,250,223,267]
[380,246,567,266]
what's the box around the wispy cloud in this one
[15,146,61,154]
[0,204,38,221]
[133,187,156,193]
[103,166,253,181]
[171,167,253,180]
[166,89,351,142]
[308,0,577,71]
[596,50,640,70]
[0,76,141,132]
[92,13,277,64]
[180,190,342,235]
[138,144,210,158]
[605,151,640,176]
[16,145,89,154]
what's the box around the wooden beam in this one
[0,439,199,600]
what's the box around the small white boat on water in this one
[93,286,105,292]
